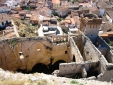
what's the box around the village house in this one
[67,2,79,9]
[52,0,60,9]
[71,10,78,17]
[0,13,11,30]
[78,0,85,3]
[30,11,39,25]
[39,7,52,17]
[0,6,11,13]
[89,7,100,17]
[19,10,31,19]
[38,17,58,36]
[64,18,75,27]
[5,0,21,7]
[78,6,89,15]
[60,0,68,7]
[96,1,108,17]
[71,10,80,28]
[60,1,79,9]
[36,3,44,8]
[10,7,20,14]
[42,18,57,27]
[56,7,69,17]
[44,0,53,9]
[19,0,30,8]
[28,2,36,9]
[37,0,46,4]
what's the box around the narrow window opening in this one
[73,55,76,62]
[65,51,67,54]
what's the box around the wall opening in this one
[51,60,66,72]
[72,55,76,62]
[65,51,67,54]
[17,60,66,74]
[87,66,99,78]
[31,63,49,74]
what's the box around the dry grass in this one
[0,79,25,85]
[13,18,37,37]
[0,79,48,85]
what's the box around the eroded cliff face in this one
[0,36,69,72]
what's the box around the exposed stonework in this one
[0,29,113,81]
[0,36,69,71]
[0,14,113,81]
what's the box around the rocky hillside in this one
[0,68,112,85]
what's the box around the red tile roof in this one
[52,0,60,4]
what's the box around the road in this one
[12,20,20,37]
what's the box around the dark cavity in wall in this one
[17,60,66,74]
[87,66,99,78]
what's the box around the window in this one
[37,45,41,51]
[65,51,67,54]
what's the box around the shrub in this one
[70,80,79,84]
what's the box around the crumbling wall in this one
[0,37,69,71]
[59,60,99,77]
[72,35,84,56]
[96,36,113,63]
[98,65,113,82]
[106,50,113,63]
[83,37,100,61]
[0,40,18,71]
[99,55,108,73]
[59,62,83,76]
[69,37,83,62]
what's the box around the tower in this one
[80,13,102,42]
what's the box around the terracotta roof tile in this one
[52,0,60,4]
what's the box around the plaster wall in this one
[69,37,83,62]
[0,37,69,71]
[85,25,100,43]
[99,55,108,73]
[106,50,113,63]
[59,60,99,76]
[83,39,100,61]
[72,35,84,56]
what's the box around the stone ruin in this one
[0,30,113,82]
[0,13,113,82]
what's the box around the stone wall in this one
[83,38,100,61]
[0,36,69,71]
[59,62,83,76]
[69,37,83,62]
[106,50,113,63]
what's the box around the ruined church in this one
[0,13,112,82]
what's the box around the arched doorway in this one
[31,63,49,74]
[48,60,66,73]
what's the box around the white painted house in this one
[0,6,11,13]
[5,0,22,7]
